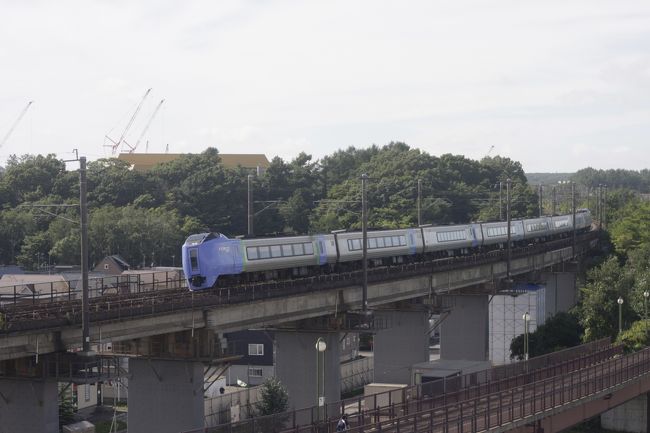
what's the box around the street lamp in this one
[315,337,327,420]
[617,297,624,335]
[643,290,650,337]
[522,312,530,361]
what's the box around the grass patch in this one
[94,419,127,433]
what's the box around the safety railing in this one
[337,346,650,433]
[191,338,616,433]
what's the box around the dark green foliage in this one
[59,396,76,429]
[510,312,582,360]
[0,144,541,267]
[256,376,289,416]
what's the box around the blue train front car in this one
[182,232,243,290]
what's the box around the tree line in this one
[0,143,543,270]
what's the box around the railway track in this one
[0,233,597,333]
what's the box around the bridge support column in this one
[373,310,429,384]
[127,358,204,433]
[543,271,577,319]
[601,393,649,433]
[441,294,489,361]
[275,331,341,410]
[0,379,58,433]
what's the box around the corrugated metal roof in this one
[117,153,270,172]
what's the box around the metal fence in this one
[338,346,650,433]
[190,338,614,433]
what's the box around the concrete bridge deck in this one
[0,235,596,361]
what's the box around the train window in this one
[247,247,259,260]
[393,236,401,246]
[282,244,292,256]
[399,236,406,246]
[349,239,361,250]
[293,243,304,255]
[436,230,467,242]
[259,246,271,259]
[377,237,385,248]
[384,237,393,247]
[368,238,377,249]
[189,249,199,272]
[304,243,314,255]
[270,245,282,258]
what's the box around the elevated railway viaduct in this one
[0,233,598,433]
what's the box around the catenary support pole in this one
[417,178,422,226]
[538,184,543,217]
[247,174,254,237]
[499,181,503,221]
[552,186,556,216]
[572,182,577,258]
[361,174,369,315]
[80,156,90,354]
[506,178,512,281]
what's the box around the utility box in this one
[62,420,95,433]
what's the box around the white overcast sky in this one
[1,0,650,172]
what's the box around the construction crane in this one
[485,145,495,158]
[123,99,165,153]
[1,101,34,148]
[105,88,152,154]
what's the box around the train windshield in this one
[189,248,199,272]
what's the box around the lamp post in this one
[617,297,624,335]
[643,290,650,339]
[315,337,327,421]
[522,312,530,361]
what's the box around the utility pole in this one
[506,178,512,281]
[598,184,603,230]
[417,179,422,226]
[572,182,577,258]
[247,174,254,237]
[499,181,503,221]
[552,186,557,216]
[603,185,607,230]
[538,184,543,217]
[80,157,91,355]
[361,173,369,316]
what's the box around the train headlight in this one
[190,275,206,287]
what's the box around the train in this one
[182,210,592,290]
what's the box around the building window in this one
[104,263,109,270]
[248,343,264,356]
[248,367,263,377]
[84,384,91,402]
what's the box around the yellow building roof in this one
[117,153,271,172]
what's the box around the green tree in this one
[256,377,289,416]
[577,257,636,342]
[618,320,650,353]
[609,201,650,253]
[510,312,582,360]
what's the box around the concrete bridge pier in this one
[127,358,204,433]
[440,294,489,361]
[373,309,430,384]
[275,330,341,410]
[543,271,577,319]
[0,378,59,433]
